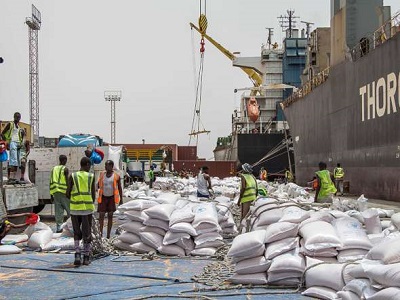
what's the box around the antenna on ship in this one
[278,9,299,38]
[189,0,210,146]
[265,27,274,49]
[300,21,314,39]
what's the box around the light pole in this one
[104,91,121,144]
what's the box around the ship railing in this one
[350,10,400,61]
[280,67,330,108]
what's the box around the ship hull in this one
[283,33,400,201]
[213,133,293,177]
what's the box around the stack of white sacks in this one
[114,191,237,256]
[226,195,400,300]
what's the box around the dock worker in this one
[315,161,337,203]
[196,166,212,198]
[259,167,267,181]
[148,165,155,188]
[66,157,95,266]
[97,160,123,239]
[0,212,38,243]
[284,168,294,183]
[333,163,345,196]
[50,155,70,233]
[0,112,26,183]
[238,163,258,221]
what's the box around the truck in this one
[28,145,126,213]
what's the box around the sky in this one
[1,0,399,160]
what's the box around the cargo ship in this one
[211,20,308,178]
[281,1,400,201]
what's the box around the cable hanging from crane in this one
[189,1,210,146]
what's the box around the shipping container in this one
[177,146,197,161]
[172,160,236,179]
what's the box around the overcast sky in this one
[1,1,399,159]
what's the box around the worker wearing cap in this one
[315,161,337,203]
[237,163,258,221]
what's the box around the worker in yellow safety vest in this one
[284,168,294,184]
[97,160,123,239]
[0,112,27,182]
[333,163,345,196]
[66,157,95,267]
[315,161,337,203]
[50,155,70,233]
[237,163,258,221]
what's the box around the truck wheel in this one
[8,207,33,234]
[33,204,45,214]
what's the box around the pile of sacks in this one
[114,191,237,256]
[226,196,400,299]
[151,176,239,199]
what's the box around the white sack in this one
[140,226,166,236]
[227,230,266,258]
[279,206,310,223]
[139,232,164,249]
[118,232,141,244]
[343,279,377,299]
[362,209,382,234]
[336,291,360,300]
[363,262,400,288]
[194,232,222,246]
[229,273,268,285]
[190,247,216,256]
[169,205,195,226]
[301,287,339,300]
[143,218,169,231]
[28,229,53,249]
[158,244,185,257]
[253,208,283,227]
[234,256,271,276]
[119,221,144,234]
[337,248,368,263]
[305,263,345,291]
[264,222,298,243]
[119,199,158,211]
[391,212,400,230]
[366,236,400,264]
[163,231,190,245]
[1,234,28,245]
[192,203,219,229]
[368,287,400,300]
[333,217,372,250]
[124,211,148,223]
[0,245,22,255]
[42,237,75,251]
[268,249,305,274]
[108,145,122,170]
[299,221,342,251]
[144,204,176,221]
[169,222,197,236]
[265,237,299,260]
[24,221,51,238]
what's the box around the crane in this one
[190,22,263,95]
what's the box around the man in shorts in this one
[97,160,123,238]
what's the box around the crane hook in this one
[200,37,205,53]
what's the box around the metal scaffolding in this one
[25,5,41,144]
[104,91,121,144]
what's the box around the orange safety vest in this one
[97,171,120,204]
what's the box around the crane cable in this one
[189,2,209,146]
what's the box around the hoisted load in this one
[247,97,260,122]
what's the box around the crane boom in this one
[190,22,263,88]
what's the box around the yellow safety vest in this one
[50,165,67,195]
[316,170,337,199]
[70,171,94,211]
[3,122,23,143]
[334,167,344,179]
[240,174,257,203]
